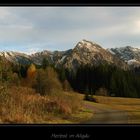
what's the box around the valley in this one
[0,39,140,124]
[1,7,140,125]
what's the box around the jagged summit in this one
[75,39,102,53]
[79,39,97,45]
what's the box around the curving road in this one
[83,103,129,124]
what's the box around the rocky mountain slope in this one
[108,46,140,68]
[0,51,32,65]
[54,40,128,70]
[0,40,131,70]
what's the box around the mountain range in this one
[108,46,140,68]
[0,39,140,70]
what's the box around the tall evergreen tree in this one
[42,58,49,69]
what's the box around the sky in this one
[0,7,140,54]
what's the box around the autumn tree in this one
[33,67,62,96]
[26,63,36,87]
[27,64,36,79]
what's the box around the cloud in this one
[0,7,140,53]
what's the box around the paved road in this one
[83,103,128,124]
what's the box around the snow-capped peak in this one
[75,39,101,53]
[79,39,97,46]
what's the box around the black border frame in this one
[0,1,140,139]
[0,0,140,6]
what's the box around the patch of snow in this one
[77,40,99,52]
[0,52,11,58]
[60,55,66,62]
[50,55,54,61]
[107,49,115,55]
[131,48,140,52]
[78,42,82,46]
[127,59,138,65]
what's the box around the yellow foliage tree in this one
[26,64,36,87]
[27,64,36,79]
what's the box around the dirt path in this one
[83,102,129,124]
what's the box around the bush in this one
[47,92,82,115]
[95,87,108,96]
[84,94,97,102]
[62,80,72,91]
[10,73,20,86]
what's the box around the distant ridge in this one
[1,40,139,70]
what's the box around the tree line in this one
[65,64,140,98]
[0,57,71,96]
[1,56,140,98]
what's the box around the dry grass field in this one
[93,95,140,123]
[1,85,140,124]
[75,94,140,124]
[0,86,93,123]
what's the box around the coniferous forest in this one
[65,64,140,98]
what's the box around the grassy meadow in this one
[93,95,140,123]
